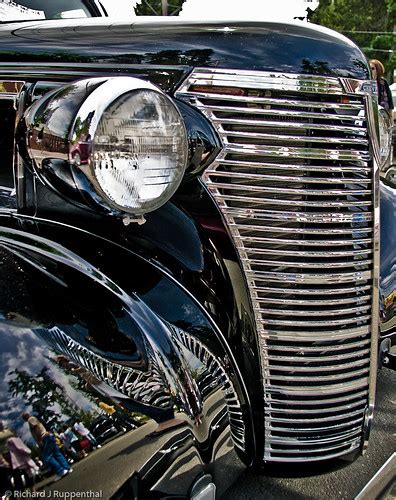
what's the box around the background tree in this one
[310,0,395,80]
[134,0,187,15]
[8,367,96,429]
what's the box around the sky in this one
[102,0,318,21]
[0,0,318,22]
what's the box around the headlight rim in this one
[377,105,392,169]
[68,77,188,217]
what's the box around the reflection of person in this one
[0,422,13,497]
[60,427,84,460]
[73,421,100,450]
[7,436,38,490]
[370,59,394,113]
[22,413,72,480]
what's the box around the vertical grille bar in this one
[176,68,380,462]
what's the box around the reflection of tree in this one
[71,114,93,145]
[8,367,94,429]
[134,0,187,16]
[46,356,97,404]
[301,59,332,75]
[146,49,214,66]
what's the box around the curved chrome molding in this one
[0,227,203,420]
[177,68,344,95]
[362,93,381,451]
[173,325,246,452]
[35,325,174,410]
[4,211,254,453]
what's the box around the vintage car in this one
[0,6,395,500]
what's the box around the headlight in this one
[377,106,392,167]
[22,77,188,219]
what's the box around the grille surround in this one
[176,68,380,462]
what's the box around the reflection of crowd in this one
[0,421,38,497]
[22,413,72,481]
[0,411,107,497]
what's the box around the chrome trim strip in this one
[261,329,370,342]
[259,295,372,305]
[247,248,373,256]
[363,94,381,452]
[248,260,373,270]
[182,69,343,93]
[247,270,372,283]
[256,305,371,317]
[267,408,367,423]
[210,170,372,183]
[269,428,362,444]
[215,183,371,196]
[253,284,371,294]
[268,418,364,433]
[265,367,369,382]
[218,159,371,173]
[269,390,368,405]
[265,358,370,372]
[240,238,373,247]
[267,340,370,354]
[265,378,368,396]
[219,194,372,207]
[223,130,369,146]
[355,453,396,500]
[268,400,367,413]
[268,377,368,394]
[204,104,365,121]
[263,445,360,462]
[186,91,365,110]
[262,316,371,327]
[265,439,360,454]
[223,144,370,161]
[234,224,373,235]
[213,117,368,135]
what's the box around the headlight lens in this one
[90,89,187,214]
[378,107,392,166]
[24,77,188,218]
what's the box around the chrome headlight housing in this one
[22,77,188,218]
[377,106,392,168]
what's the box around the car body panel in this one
[0,15,394,498]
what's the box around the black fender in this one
[0,215,252,497]
[379,179,396,346]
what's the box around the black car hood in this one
[0,17,369,82]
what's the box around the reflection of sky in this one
[141,276,209,328]
[0,324,96,445]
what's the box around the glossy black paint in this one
[174,99,222,178]
[0,213,249,496]
[0,19,369,86]
[0,17,394,498]
[379,179,396,344]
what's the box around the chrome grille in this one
[176,69,379,462]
